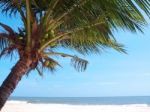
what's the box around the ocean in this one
[9,96,150,105]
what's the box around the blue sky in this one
[0,13,150,97]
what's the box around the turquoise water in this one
[9,96,150,105]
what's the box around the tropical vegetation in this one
[0,0,150,110]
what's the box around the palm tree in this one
[0,0,149,110]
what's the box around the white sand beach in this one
[1,101,150,112]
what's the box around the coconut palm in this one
[0,0,150,110]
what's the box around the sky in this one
[0,13,150,97]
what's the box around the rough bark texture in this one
[0,58,32,110]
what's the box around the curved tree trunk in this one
[0,58,32,110]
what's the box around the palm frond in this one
[0,0,22,15]
[0,45,17,60]
[134,0,150,17]
[0,22,14,34]
[59,0,147,31]
[54,24,126,54]
[39,0,150,52]
[35,67,44,77]
[44,52,88,72]
[71,56,88,72]
[0,33,10,52]
[41,57,61,72]
[0,32,17,60]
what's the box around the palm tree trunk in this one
[0,58,32,110]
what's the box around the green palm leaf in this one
[0,0,149,72]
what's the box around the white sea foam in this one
[1,101,150,112]
[6,100,28,104]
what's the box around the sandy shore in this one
[1,101,150,112]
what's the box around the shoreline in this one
[2,101,150,112]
